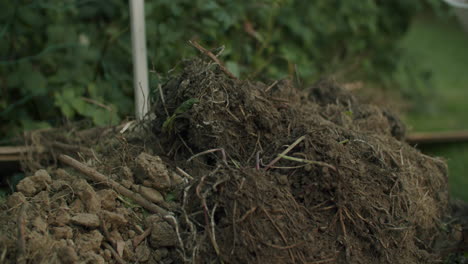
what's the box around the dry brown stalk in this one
[236,207,257,223]
[189,40,237,80]
[16,203,27,264]
[58,154,170,217]
[265,135,306,170]
[133,227,152,248]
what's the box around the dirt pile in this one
[0,58,455,263]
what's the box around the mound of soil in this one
[0,58,457,264]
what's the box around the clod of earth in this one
[0,58,462,264]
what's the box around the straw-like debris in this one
[0,57,458,264]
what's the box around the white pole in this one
[129,0,150,120]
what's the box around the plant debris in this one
[0,57,462,264]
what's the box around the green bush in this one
[0,0,443,139]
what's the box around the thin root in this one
[265,136,306,170]
[188,148,228,166]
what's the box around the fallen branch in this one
[189,40,237,80]
[16,203,27,264]
[58,154,170,217]
[0,146,45,155]
[81,97,113,112]
[0,146,45,161]
[406,130,468,144]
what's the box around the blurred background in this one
[1,0,468,200]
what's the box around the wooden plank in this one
[0,154,22,161]
[0,146,45,155]
[406,131,468,144]
[0,146,45,162]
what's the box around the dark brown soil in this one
[0,58,460,264]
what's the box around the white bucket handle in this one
[443,0,468,9]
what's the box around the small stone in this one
[277,175,288,185]
[150,221,177,248]
[51,226,73,239]
[73,179,100,213]
[57,246,79,264]
[33,191,50,208]
[16,177,37,196]
[100,210,127,227]
[138,185,164,203]
[452,224,463,242]
[144,215,161,228]
[30,169,52,190]
[135,153,172,190]
[6,192,26,208]
[171,172,184,186]
[96,189,117,210]
[103,249,112,262]
[153,248,169,261]
[71,213,100,228]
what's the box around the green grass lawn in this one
[398,13,468,200]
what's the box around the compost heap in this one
[0,58,454,264]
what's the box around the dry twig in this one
[265,80,279,92]
[265,136,305,170]
[278,154,336,171]
[133,227,152,248]
[236,207,257,223]
[16,203,27,264]
[81,97,113,111]
[58,154,170,217]
[189,40,237,79]
[103,242,126,264]
[100,219,117,249]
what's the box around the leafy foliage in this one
[162,98,199,133]
[0,0,443,138]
